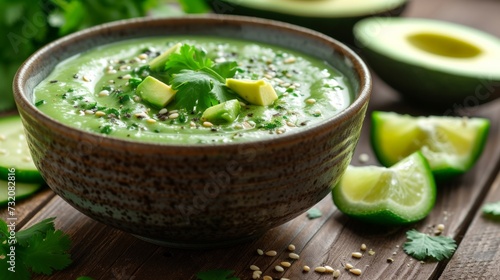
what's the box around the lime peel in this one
[332,151,436,225]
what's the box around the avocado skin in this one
[204,0,408,44]
[358,46,500,109]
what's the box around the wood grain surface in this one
[2,0,500,279]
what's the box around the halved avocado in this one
[354,18,500,108]
[205,0,408,43]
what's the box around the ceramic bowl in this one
[14,15,371,248]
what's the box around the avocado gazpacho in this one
[33,37,353,144]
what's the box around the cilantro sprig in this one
[159,44,239,113]
[403,229,457,261]
[0,217,72,280]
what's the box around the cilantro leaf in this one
[22,229,72,275]
[165,44,213,76]
[482,201,500,217]
[211,61,239,79]
[15,217,56,246]
[171,69,236,112]
[196,269,240,280]
[0,217,72,279]
[403,229,457,261]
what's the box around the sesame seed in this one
[265,250,277,257]
[122,74,132,80]
[321,265,333,273]
[264,74,273,80]
[190,121,197,128]
[252,271,262,279]
[359,153,370,163]
[275,265,284,272]
[350,268,362,276]
[361,243,367,251]
[344,263,354,270]
[314,266,326,273]
[333,269,341,278]
[22,156,31,162]
[84,110,95,115]
[0,149,7,155]
[119,65,131,71]
[387,258,394,263]
[146,119,157,124]
[138,53,148,60]
[169,113,180,119]
[0,134,6,141]
[99,90,110,97]
[169,109,179,114]
[352,252,363,259]
[95,111,106,117]
[82,75,92,82]
[303,265,310,272]
[158,108,168,115]
[276,128,285,134]
[107,69,117,74]
[133,96,141,102]
[289,253,300,260]
[250,265,260,271]
[287,244,296,251]
[257,249,264,255]
[306,98,316,105]
[368,249,375,256]
[280,261,291,268]
[263,276,272,280]
[436,224,445,232]
[286,121,296,127]
[135,112,148,119]
[314,109,322,116]
[284,57,296,64]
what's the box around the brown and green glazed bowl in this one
[14,15,371,248]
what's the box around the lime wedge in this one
[371,111,490,180]
[332,152,436,225]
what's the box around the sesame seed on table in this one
[2,0,500,279]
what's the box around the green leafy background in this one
[0,0,208,112]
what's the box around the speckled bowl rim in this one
[14,15,371,153]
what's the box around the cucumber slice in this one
[0,116,44,183]
[0,179,43,206]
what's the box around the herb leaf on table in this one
[403,229,457,261]
[482,201,500,217]
[0,217,72,280]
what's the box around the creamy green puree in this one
[34,37,352,144]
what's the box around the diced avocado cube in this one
[226,79,278,106]
[136,76,176,108]
[148,43,182,72]
[201,99,241,124]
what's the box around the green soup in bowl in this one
[14,15,371,248]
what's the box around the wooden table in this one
[3,0,500,279]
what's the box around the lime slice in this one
[371,111,490,180]
[332,152,436,225]
[0,116,44,183]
